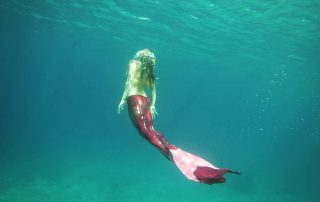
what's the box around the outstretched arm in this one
[117,60,139,113]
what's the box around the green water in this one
[0,1,319,201]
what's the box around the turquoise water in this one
[1,1,319,201]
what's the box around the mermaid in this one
[117,49,239,184]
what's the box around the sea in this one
[0,1,319,202]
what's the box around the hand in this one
[150,105,158,119]
[117,100,126,113]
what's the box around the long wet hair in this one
[139,56,155,86]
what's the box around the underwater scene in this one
[0,0,319,201]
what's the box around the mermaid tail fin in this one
[169,146,240,185]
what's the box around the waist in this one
[127,89,147,97]
[127,94,148,100]
[127,95,150,104]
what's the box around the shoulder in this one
[126,60,140,78]
[128,60,141,74]
[129,60,141,68]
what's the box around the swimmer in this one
[117,49,239,184]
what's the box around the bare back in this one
[126,60,150,97]
[118,49,157,117]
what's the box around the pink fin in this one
[169,147,239,185]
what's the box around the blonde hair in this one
[134,49,156,86]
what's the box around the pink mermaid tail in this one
[127,95,239,185]
[168,145,240,184]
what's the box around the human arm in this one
[150,82,158,118]
[117,60,139,113]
